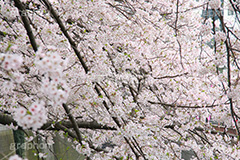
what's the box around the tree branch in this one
[62,103,83,144]
[14,0,38,52]
[41,0,89,73]
[0,112,117,131]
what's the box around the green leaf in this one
[134,109,139,113]
[2,32,7,36]
[5,42,12,52]
[64,132,68,137]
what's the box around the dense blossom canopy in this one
[1,0,240,159]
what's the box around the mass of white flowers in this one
[1,0,240,159]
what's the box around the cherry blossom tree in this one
[1,0,240,159]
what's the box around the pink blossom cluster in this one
[41,77,69,105]
[209,0,221,9]
[76,141,91,156]
[0,2,18,21]
[33,47,69,105]
[8,155,27,160]
[227,85,240,100]
[215,31,226,43]
[35,49,66,78]
[0,53,23,70]
[200,23,212,35]
[13,101,47,130]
